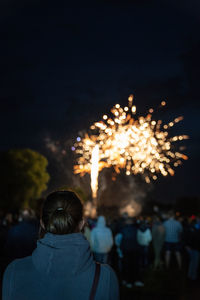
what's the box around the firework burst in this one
[73,95,188,198]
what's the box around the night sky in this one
[0,0,199,203]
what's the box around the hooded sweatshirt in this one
[3,233,119,300]
[90,216,113,254]
[137,226,152,246]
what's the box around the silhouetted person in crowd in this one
[137,220,152,269]
[0,213,13,257]
[91,216,114,264]
[195,215,200,230]
[152,216,165,269]
[3,191,119,300]
[0,213,14,278]
[184,218,200,281]
[163,211,183,269]
[115,216,142,288]
[4,209,39,261]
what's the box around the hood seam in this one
[46,252,54,275]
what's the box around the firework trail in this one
[91,145,99,199]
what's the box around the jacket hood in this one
[32,233,93,277]
[97,216,106,227]
[139,223,148,232]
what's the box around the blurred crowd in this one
[0,209,39,280]
[0,208,200,289]
[84,211,200,288]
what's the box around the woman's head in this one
[41,190,83,235]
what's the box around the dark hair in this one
[168,210,175,218]
[41,191,83,235]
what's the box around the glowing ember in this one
[73,95,189,198]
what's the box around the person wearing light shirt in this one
[163,211,183,269]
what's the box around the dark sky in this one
[0,0,199,202]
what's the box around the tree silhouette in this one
[0,149,50,211]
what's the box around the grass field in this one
[120,267,200,300]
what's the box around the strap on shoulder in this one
[89,263,101,300]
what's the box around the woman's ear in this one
[79,219,86,231]
[39,219,46,239]
[40,219,45,230]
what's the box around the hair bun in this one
[42,190,83,234]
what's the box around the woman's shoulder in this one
[3,256,33,296]
[5,256,33,275]
[100,264,118,282]
[99,264,119,298]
